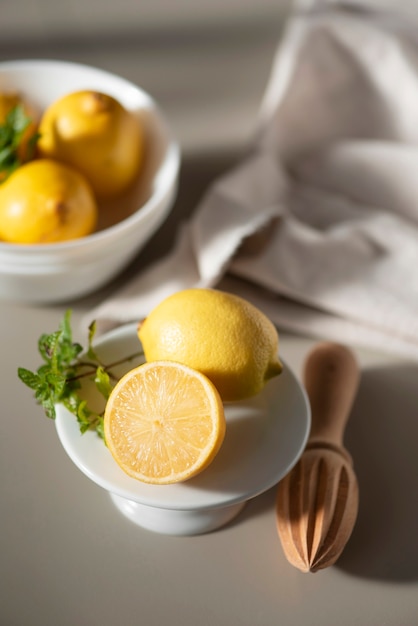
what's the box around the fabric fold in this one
[84,0,418,361]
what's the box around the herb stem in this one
[68,350,144,383]
[18,310,145,439]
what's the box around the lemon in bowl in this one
[0,159,98,244]
[0,59,180,303]
[37,90,145,198]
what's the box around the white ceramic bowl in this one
[55,324,311,535]
[0,59,180,303]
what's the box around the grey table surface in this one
[1,151,418,626]
[1,8,418,624]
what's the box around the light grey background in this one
[1,2,418,625]
[0,0,292,155]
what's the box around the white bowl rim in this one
[0,58,181,254]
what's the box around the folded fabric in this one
[84,0,418,361]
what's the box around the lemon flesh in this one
[138,288,283,402]
[37,90,144,198]
[0,159,97,244]
[104,360,226,484]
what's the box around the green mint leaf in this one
[17,367,40,390]
[60,308,73,342]
[56,311,82,365]
[86,319,101,363]
[75,400,93,433]
[0,145,14,162]
[38,330,60,364]
[19,312,84,424]
[43,396,57,420]
[88,319,97,346]
[7,105,30,135]
[18,309,142,441]
[94,366,113,400]
[45,370,67,399]
[0,104,38,181]
[95,417,105,440]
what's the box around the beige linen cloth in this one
[84,0,418,361]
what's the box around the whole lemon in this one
[0,159,98,244]
[138,288,283,402]
[37,90,144,198]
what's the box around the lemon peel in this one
[138,288,282,402]
[37,90,144,198]
[0,159,97,244]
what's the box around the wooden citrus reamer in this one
[276,342,360,573]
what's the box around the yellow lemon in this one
[37,90,144,198]
[104,360,226,484]
[0,159,97,244]
[138,288,283,402]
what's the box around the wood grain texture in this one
[276,342,360,573]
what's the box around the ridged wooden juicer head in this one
[276,342,360,573]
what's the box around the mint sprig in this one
[0,104,39,181]
[18,310,143,440]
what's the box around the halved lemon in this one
[104,361,226,484]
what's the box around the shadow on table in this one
[227,359,418,584]
[336,361,418,582]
